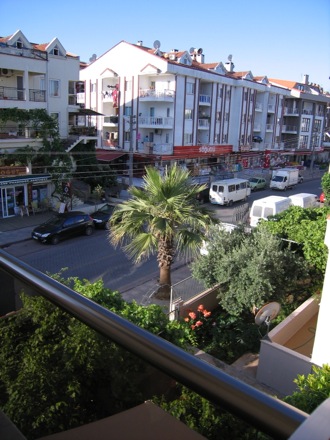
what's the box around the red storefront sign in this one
[162,144,233,160]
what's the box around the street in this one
[4,179,322,296]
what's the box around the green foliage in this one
[284,364,330,414]
[154,385,270,439]
[259,206,330,274]
[321,172,330,206]
[192,227,310,316]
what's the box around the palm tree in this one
[109,164,218,298]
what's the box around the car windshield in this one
[98,205,113,213]
[43,216,64,226]
[249,178,258,183]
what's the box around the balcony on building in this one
[199,94,211,106]
[138,116,174,129]
[0,125,41,141]
[282,125,298,134]
[284,108,299,116]
[0,44,48,60]
[139,88,175,101]
[198,117,210,130]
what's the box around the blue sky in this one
[2,0,330,91]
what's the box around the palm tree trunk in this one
[155,263,171,300]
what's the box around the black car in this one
[32,211,95,245]
[90,204,114,229]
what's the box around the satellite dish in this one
[197,48,203,55]
[153,40,161,49]
[255,302,280,326]
[228,54,233,62]
[89,53,97,62]
[189,47,195,54]
[254,302,281,335]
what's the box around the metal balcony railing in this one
[0,249,319,440]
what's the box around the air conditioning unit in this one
[0,68,13,77]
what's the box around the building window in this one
[167,108,170,117]
[225,113,229,122]
[16,39,23,49]
[299,135,308,148]
[313,119,321,132]
[124,106,132,116]
[165,133,170,143]
[186,83,195,95]
[301,118,310,132]
[185,109,193,119]
[216,111,221,121]
[49,80,60,97]
[184,133,193,144]
[53,47,59,56]
[218,87,223,98]
[91,83,96,93]
[125,80,132,91]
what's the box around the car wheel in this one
[85,226,94,236]
[51,235,60,245]
[228,200,233,206]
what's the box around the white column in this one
[311,215,330,366]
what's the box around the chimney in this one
[303,74,309,84]
[137,41,143,46]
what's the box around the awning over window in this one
[76,109,104,116]
[96,150,127,162]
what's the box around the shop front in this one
[0,172,51,218]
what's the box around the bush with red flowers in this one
[184,304,215,345]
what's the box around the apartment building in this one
[0,30,81,218]
[78,39,330,176]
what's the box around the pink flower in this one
[184,317,190,322]
[195,321,203,327]
[197,304,204,312]
[191,325,196,330]
[189,312,197,320]
[203,311,211,318]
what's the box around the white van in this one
[249,196,292,227]
[289,193,318,208]
[209,178,251,206]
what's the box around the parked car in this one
[90,204,114,229]
[248,177,267,191]
[32,211,94,245]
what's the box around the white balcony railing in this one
[198,119,210,129]
[282,125,298,132]
[139,89,175,100]
[138,116,174,128]
[199,94,211,105]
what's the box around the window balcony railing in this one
[284,108,299,116]
[139,88,175,100]
[29,89,46,102]
[282,125,298,133]
[0,125,38,139]
[199,94,211,105]
[138,116,174,128]
[0,249,317,440]
[0,86,25,101]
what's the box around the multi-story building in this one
[0,30,81,218]
[78,40,330,176]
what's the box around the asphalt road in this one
[5,179,322,294]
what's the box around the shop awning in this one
[160,144,233,160]
[76,109,105,116]
[0,174,51,186]
[96,150,127,162]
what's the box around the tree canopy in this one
[192,226,310,316]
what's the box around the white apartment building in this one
[78,40,330,176]
[0,30,81,218]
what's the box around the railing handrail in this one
[0,249,308,439]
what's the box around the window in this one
[228,185,235,193]
[16,39,23,49]
[225,113,229,122]
[184,133,193,144]
[299,135,308,148]
[91,83,96,93]
[216,111,221,121]
[301,118,310,132]
[313,120,321,132]
[167,108,170,117]
[124,106,132,116]
[186,83,195,94]
[165,133,170,143]
[218,87,223,98]
[49,80,60,97]
[125,80,132,91]
[185,109,193,119]
[53,47,59,56]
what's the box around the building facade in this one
[0,30,81,218]
[78,40,330,176]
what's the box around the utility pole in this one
[129,114,136,186]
